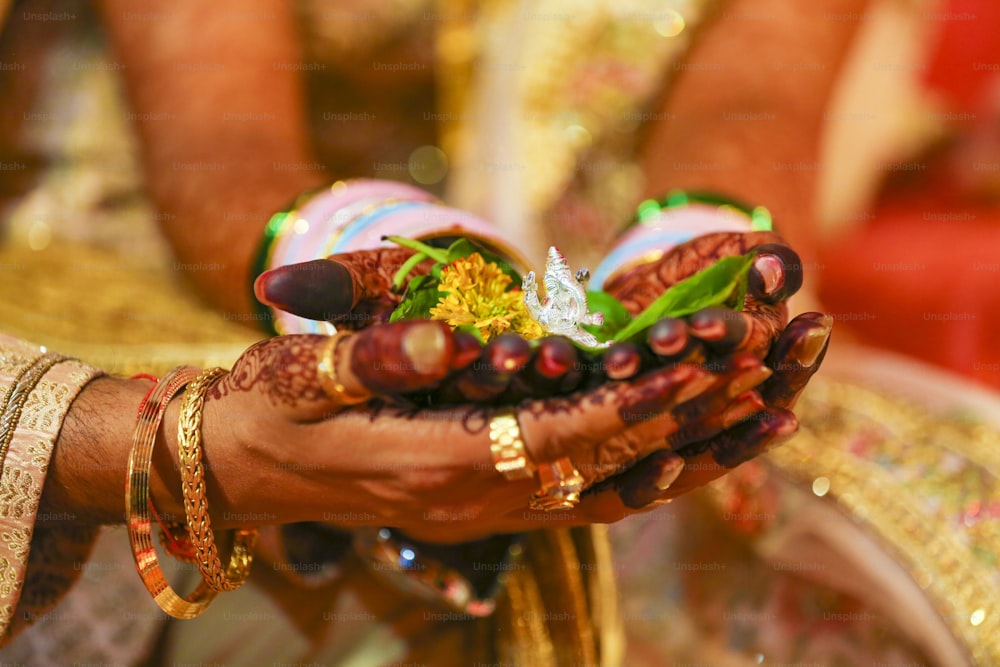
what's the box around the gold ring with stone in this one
[528,457,585,512]
[489,408,536,481]
[317,331,370,408]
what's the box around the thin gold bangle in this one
[125,365,218,619]
[177,367,259,593]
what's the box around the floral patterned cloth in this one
[0,334,101,643]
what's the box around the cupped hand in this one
[184,320,774,542]
[572,232,829,514]
[603,230,803,359]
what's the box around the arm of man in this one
[95,0,328,316]
[641,0,871,285]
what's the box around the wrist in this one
[45,376,151,525]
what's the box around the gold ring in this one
[317,331,370,408]
[489,409,536,481]
[528,457,585,511]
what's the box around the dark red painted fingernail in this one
[606,343,642,380]
[648,318,688,357]
[534,337,577,378]
[790,315,833,367]
[451,332,482,370]
[255,259,355,320]
[748,244,803,303]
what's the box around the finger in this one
[516,362,719,484]
[506,336,580,400]
[748,243,804,304]
[534,337,579,379]
[706,407,798,468]
[254,248,428,327]
[605,231,786,313]
[604,342,643,380]
[687,307,748,348]
[647,318,689,358]
[761,312,833,409]
[223,323,465,422]
[255,258,356,322]
[671,352,770,423]
[435,333,532,403]
[346,321,459,395]
[646,407,799,500]
[736,297,787,360]
[666,389,765,450]
[607,449,686,510]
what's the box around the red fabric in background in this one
[818,0,1000,389]
[922,0,1000,113]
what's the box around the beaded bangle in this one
[590,189,773,290]
[177,367,259,593]
[0,352,69,473]
[355,527,522,618]
[633,190,773,230]
[125,365,218,619]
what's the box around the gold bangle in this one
[126,365,219,619]
[528,457,585,511]
[317,331,370,408]
[489,409,536,481]
[177,367,259,593]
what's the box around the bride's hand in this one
[158,321,771,542]
[603,230,803,359]
[584,232,831,511]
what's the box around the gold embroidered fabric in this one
[763,378,1000,665]
[0,335,101,643]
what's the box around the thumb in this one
[254,248,426,328]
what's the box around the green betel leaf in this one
[389,274,444,322]
[611,253,754,342]
[581,291,632,343]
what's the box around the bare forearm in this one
[41,376,148,524]
[96,0,328,315]
[641,0,870,269]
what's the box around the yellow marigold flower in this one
[430,252,545,342]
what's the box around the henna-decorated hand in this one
[254,247,432,331]
[562,233,828,514]
[604,231,803,359]
[584,311,832,516]
[160,321,771,542]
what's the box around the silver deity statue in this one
[522,247,611,349]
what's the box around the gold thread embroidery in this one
[765,378,1000,665]
[0,469,41,521]
[0,354,68,478]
